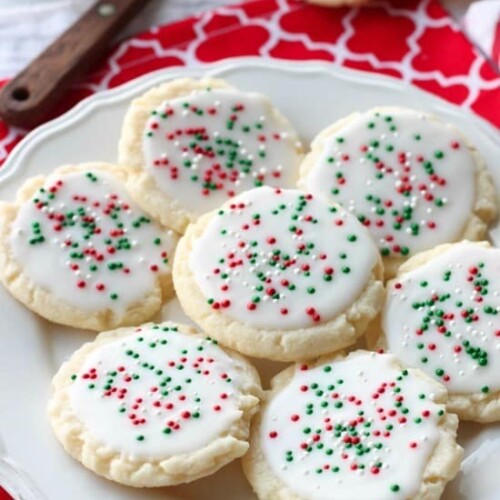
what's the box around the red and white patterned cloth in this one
[0,1,497,496]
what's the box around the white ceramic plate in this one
[0,58,499,500]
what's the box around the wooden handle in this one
[0,0,150,129]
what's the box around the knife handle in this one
[0,0,149,129]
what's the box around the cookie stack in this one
[0,78,497,499]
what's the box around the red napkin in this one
[0,0,498,497]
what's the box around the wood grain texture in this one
[0,0,150,128]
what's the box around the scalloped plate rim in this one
[1,57,498,186]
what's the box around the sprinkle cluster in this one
[11,170,175,311]
[262,354,442,499]
[69,324,243,457]
[189,187,377,329]
[143,88,301,213]
[385,244,500,393]
[305,109,474,258]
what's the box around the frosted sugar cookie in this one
[242,351,462,500]
[173,187,384,361]
[376,241,500,422]
[0,164,177,331]
[118,77,304,233]
[299,107,497,278]
[49,322,261,487]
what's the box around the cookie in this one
[298,107,497,279]
[0,163,177,331]
[373,241,500,422]
[242,351,462,500]
[173,186,384,361]
[48,321,261,487]
[118,77,304,233]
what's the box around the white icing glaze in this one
[304,108,476,258]
[69,324,246,459]
[143,87,302,215]
[262,353,443,500]
[384,242,500,394]
[10,170,176,314]
[189,187,379,330]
